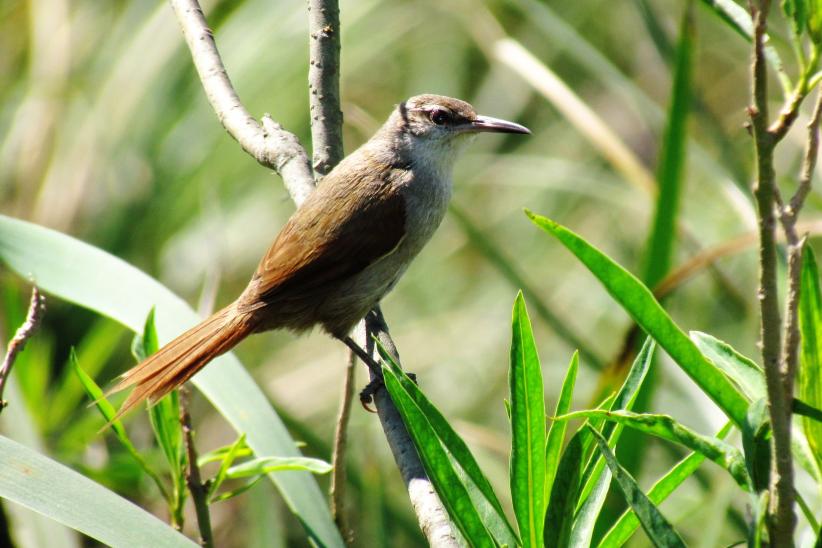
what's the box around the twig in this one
[778,91,822,402]
[0,286,45,411]
[179,386,214,548]
[171,0,457,542]
[329,349,356,542]
[749,0,796,543]
[307,0,344,176]
[168,0,315,206]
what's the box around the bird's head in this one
[392,94,530,154]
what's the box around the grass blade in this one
[589,428,686,548]
[545,351,578,502]
[510,292,546,547]
[642,2,693,288]
[526,212,749,426]
[799,245,822,472]
[0,435,196,547]
[600,422,733,547]
[0,215,343,547]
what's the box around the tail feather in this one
[110,304,255,421]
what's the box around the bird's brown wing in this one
[240,175,407,309]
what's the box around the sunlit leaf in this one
[226,456,332,478]
[510,292,545,547]
[545,351,578,503]
[526,212,749,426]
[799,245,822,472]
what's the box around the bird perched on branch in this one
[111,94,529,418]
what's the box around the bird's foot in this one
[358,371,417,413]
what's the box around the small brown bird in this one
[111,94,529,417]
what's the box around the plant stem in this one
[330,349,356,542]
[0,285,45,411]
[179,386,214,548]
[749,0,796,543]
[307,0,344,176]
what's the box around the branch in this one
[179,386,214,548]
[749,0,796,543]
[329,350,355,541]
[168,0,315,206]
[0,286,45,411]
[307,0,344,175]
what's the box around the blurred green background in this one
[1,0,816,545]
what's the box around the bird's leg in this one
[339,336,385,412]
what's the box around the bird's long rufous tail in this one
[110,304,256,420]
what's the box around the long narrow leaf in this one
[571,338,655,542]
[379,346,519,547]
[560,410,751,490]
[381,364,496,547]
[0,215,343,547]
[526,212,749,426]
[545,351,578,502]
[600,422,733,547]
[589,428,686,547]
[0,435,196,547]
[510,292,546,546]
[544,430,585,548]
[642,2,693,288]
[799,245,822,472]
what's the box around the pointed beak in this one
[465,115,531,135]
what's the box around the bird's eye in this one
[429,108,451,126]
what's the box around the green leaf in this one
[210,476,264,504]
[600,422,734,547]
[544,430,585,548]
[0,215,343,548]
[808,0,822,42]
[742,399,772,493]
[132,307,160,362]
[589,428,686,548]
[642,2,693,288]
[558,409,751,491]
[206,434,248,500]
[691,331,765,401]
[571,338,655,544]
[0,434,196,547]
[381,363,496,547]
[545,351,578,503]
[782,0,808,37]
[198,437,253,467]
[799,245,822,472]
[509,292,546,547]
[226,456,332,477]
[526,212,749,426]
[379,346,519,547]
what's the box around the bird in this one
[110,94,530,418]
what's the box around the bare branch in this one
[169,0,314,205]
[179,386,214,548]
[307,0,344,175]
[0,286,45,411]
[330,350,356,542]
[749,0,796,542]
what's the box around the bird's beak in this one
[464,115,531,135]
